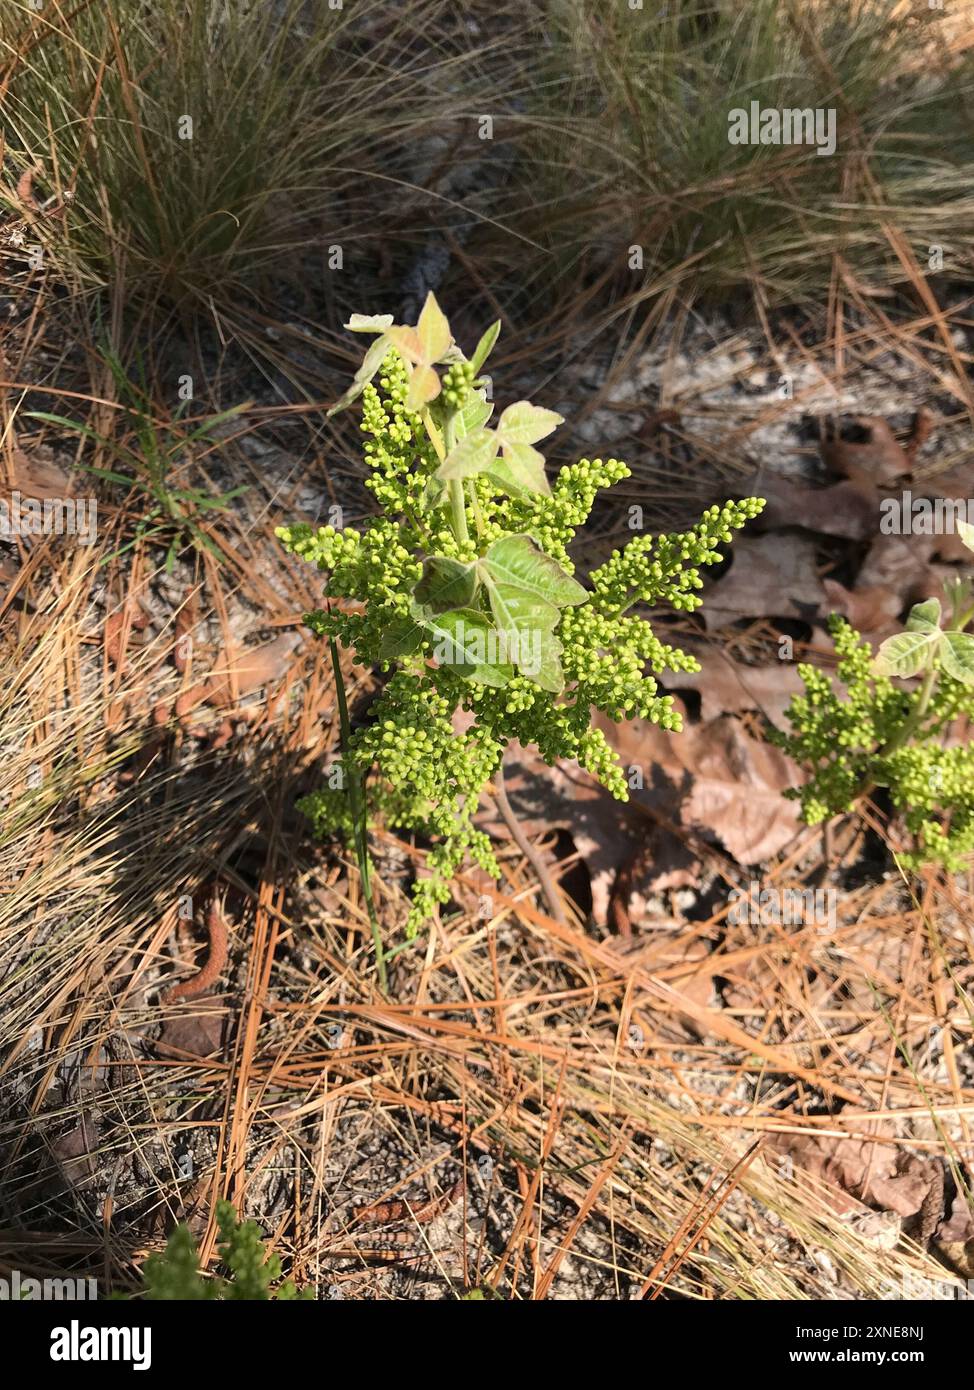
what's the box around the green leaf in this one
[455,389,493,437]
[484,580,560,638]
[437,428,499,483]
[873,629,941,679]
[416,292,452,364]
[486,443,550,497]
[939,629,974,684]
[422,607,513,687]
[481,535,587,607]
[906,598,942,633]
[413,556,478,613]
[520,629,566,694]
[956,518,974,555]
[26,410,113,448]
[469,320,501,376]
[378,613,426,660]
[496,401,563,446]
[327,334,390,417]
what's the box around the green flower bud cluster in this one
[500,458,632,567]
[771,617,974,870]
[590,499,765,618]
[441,359,477,409]
[278,302,764,936]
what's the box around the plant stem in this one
[493,752,568,926]
[442,412,469,545]
[328,636,387,994]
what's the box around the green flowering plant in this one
[771,520,974,871]
[278,293,763,982]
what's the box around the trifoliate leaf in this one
[387,292,453,411]
[479,401,563,498]
[957,518,974,556]
[413,556,478,613]
[421,606,513,687]
[469,320,501,376]
[481,534,587,607]
[437,428,499,483]
[873,629,941,679]
[939,629,974,684]
[906,597,942,633]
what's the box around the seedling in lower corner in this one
[138,1200,311,1300]
[278,292,764,987]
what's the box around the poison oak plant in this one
[771,522,974,870]
[278,293,763,982]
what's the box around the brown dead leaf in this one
[594,707,803,864]
[156,1007,227,1059]
[771,1131,944,1223]
[679,717,803,863]
[105,605,148,673]
[702,534,825,631]
[666,639,806,731]
[747,474,875,541]
[822,578,902,637]
[51,1114,100,1187]
[856,531,938,599]
[608,829,702,935]
[15,166,39,210]
[171,631,300,720]
[820,415,915,489]
[938,1190,974,1245]
[3,443,75,500]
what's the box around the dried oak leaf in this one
[593,707,803,865]
[702,534,825,631]
[820,415,915,489]
[677,716,803,863]
[746,474,875,541]
[156,1007,227,1059]
[4,443,75,500]
[165,631,300,724]
[771,1132,943,1221]
[821,578,902,638]
[665,638,806,731]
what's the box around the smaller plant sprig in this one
[771,520,974,870]
[137,1200,312,1300]
[27,346,249,571]
[279,293,763,961]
